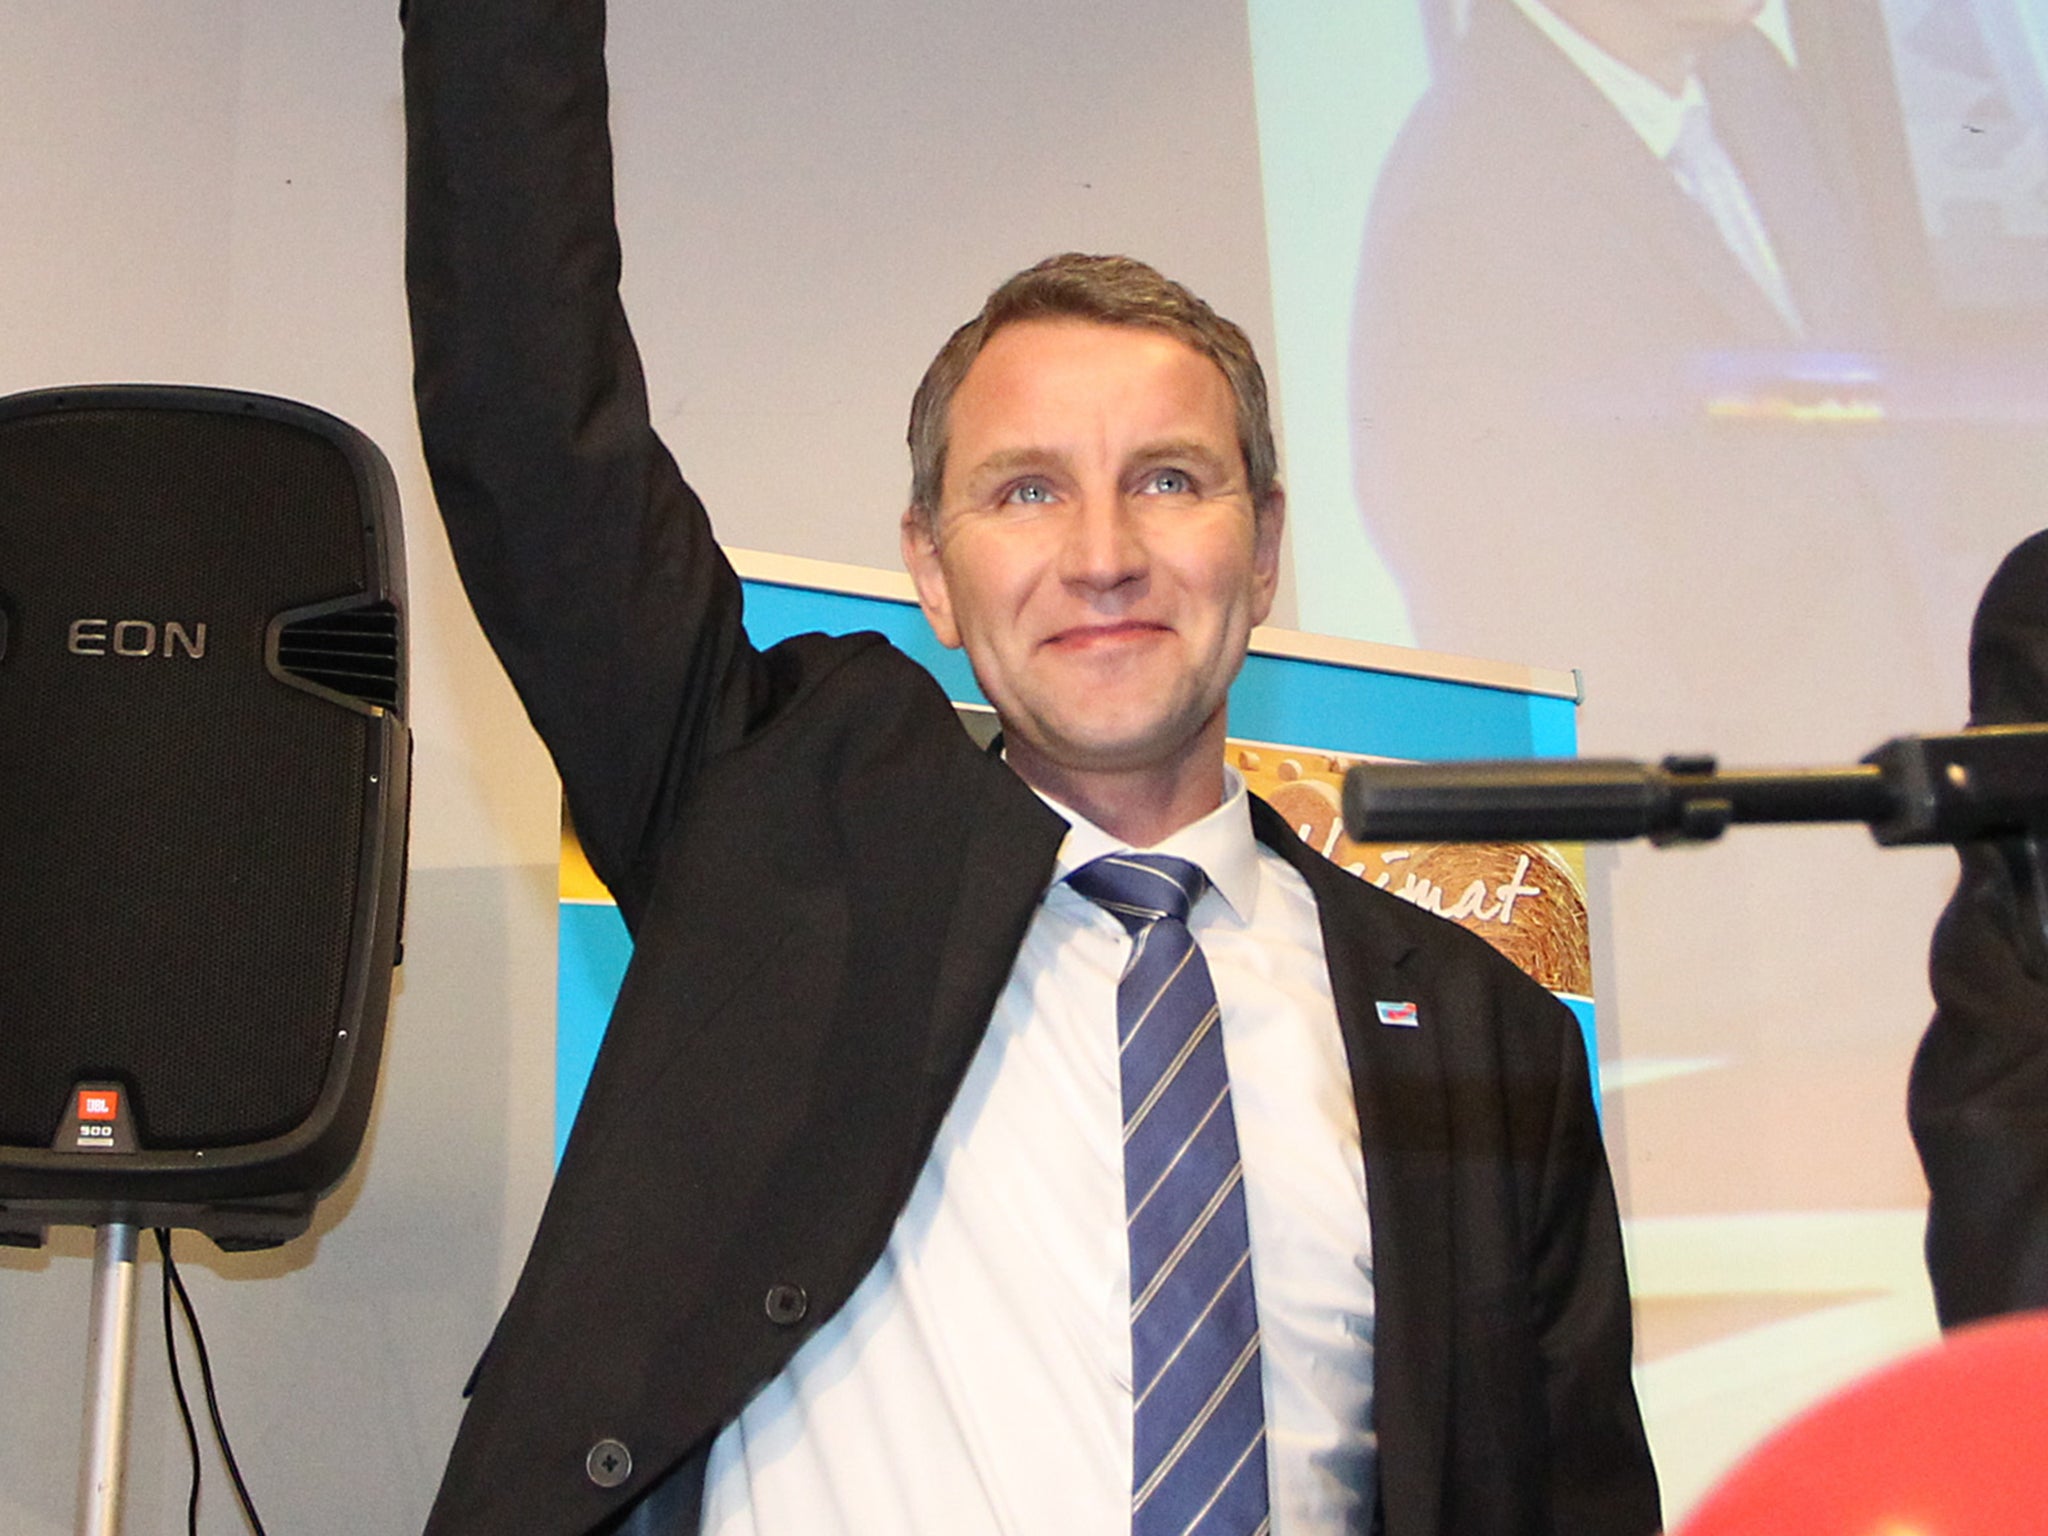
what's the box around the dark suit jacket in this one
[1910,529,2048,1327]
[1352,0,1939,755]
[402,2,1658,1532]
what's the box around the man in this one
[404,1,1657,1532]
[1352,0,1939,761]
[1349,0,1954,1261]
[1911,530,2048,1328]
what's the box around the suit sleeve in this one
[1908,529,2048,1328]
[403,0,767,920]
[1527,994,1661,1535]
[1911,845,2048,1327]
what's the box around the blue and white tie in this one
[1068,853,1270,1536]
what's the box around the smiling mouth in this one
[1045,621,1170,650]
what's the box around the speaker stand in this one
[75,1222,141,1536]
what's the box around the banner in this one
[557,550,1589,1156]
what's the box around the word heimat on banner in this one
[1231,742,1591,998]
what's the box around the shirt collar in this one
[1505,0,1702,160]
[1031,767,1261,926]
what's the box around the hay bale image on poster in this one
[1232,742,1592,998]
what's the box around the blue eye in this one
[1143,468,1194,495]
[1003,480,1056,505]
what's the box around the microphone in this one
[1340,727,2048,847]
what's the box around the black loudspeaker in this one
[0,385,409,1249]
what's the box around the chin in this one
[1040,711,1218,776]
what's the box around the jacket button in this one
[763,1283,808,1325]
[585,1438,633,1488]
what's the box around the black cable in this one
[155,1229,203,1535]
[156,1229,270,1536]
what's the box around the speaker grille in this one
[274,599,402,710]
[0,403,373,1151]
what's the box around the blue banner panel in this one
[556,577,1588,1158]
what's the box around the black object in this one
[1912,529,2048,1328]
[158,1227,270,1534]
[1342,730,2048,980]
[1342,731,2048,848]
[0,385,409,1249]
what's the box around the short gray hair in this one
[906,253,1280,527]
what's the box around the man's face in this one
[902,318,1282,796]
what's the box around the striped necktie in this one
[1067,853,1270,1536]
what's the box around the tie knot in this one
[1066,853,1207,933]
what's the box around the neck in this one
[1006,739,1229,850]
[1539,0,1710,93]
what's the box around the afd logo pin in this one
[1375,1000,1421,1029]
[56,1082,141,1153]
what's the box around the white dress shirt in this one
[698,770,1377,1535]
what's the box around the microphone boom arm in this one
[1340,727,2048,848]
[1340,725,2048,981]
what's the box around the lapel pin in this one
[1375,1000,1420,1028]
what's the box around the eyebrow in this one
[959,447,1062,485]
[1130,439,1234,478]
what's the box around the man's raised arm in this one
[403,0,762,917]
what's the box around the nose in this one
[1057,486,1147,596]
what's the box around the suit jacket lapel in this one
[918,753,1068,1093]
[1629,164,1794,342]
[1467,0,1794,344]
[1702,30,1876,344]
[1253,797,1452,1536]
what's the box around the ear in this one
[1250,487,1285,627]
[900,506,963,650]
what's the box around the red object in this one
[1675,1311,2048,1536]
